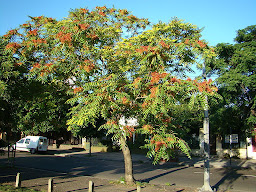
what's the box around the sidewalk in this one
[192,157,256,170]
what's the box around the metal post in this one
[88,180,94,192]
[15,173,21,188]
[200,63,213,192]
[89,137,92,156]
[137,185,141,192]
[229,127,232,165]
[48,178,53,192]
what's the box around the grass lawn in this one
[0,184,42,192]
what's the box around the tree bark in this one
[120,136,134,184]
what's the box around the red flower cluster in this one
[73,87,83,94]
[184,39,207,49]
[78,23,90,30]
[127,15,138,22]
[141,101,148,109]
[32,16,43,20]
[45,63,53,68]
[143,125,153,133]
[3,29,18,38]
[136,46,149,54]
[33,63,41,68]
[45,17,54,23]
[106,120,118,125]
[136,46,158,55]
[99,11,106,17]
[194,79,217,93]
[169,77,181,84]
[80,8,89,14]
[5,42,21,53]
[133,77,142,88]
[109,8,115,13]
[96,6,107,11]
[184,39,190,45]
[22,24,31,28]
[82,59,95,72]
[196,40,207,48]
[159,40,170,49]
[30,63,41,72]
[27,29,38,36]
[121,97,130,105]
[150,72,168,84]
[31,38,46,47]
[123,126,135,138]
[150,86,158,98]
[154,141,167,151]
[119,9,129,15]
[57,32,72,44]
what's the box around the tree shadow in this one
[212,167,248,191]
[138,166,188,183]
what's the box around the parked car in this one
[13,136,48,154]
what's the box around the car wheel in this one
[30,148,36,154]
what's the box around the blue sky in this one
[0,0,255,46]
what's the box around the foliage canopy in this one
[2,6,219,164]
[209,25,256,135]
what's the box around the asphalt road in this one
[1,150,256,192]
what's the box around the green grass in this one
[0,184,42,192]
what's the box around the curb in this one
[193,162,256,170]
[54,151,88,157]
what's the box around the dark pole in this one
[89,137,92,156]
[200,63,213,192]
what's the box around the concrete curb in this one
[193,161,256,170]
[54,151,88,157]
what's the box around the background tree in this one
[0,37,16,137]
[77,117,106,156]
[1,36,70,138]
[209,25,256,138]
[2,7,218,184]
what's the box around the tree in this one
[77,117,106,156]
[0,37,16,135]
[209,25,256,137]
[66,17,218,183]
[0,36,70,137]
[2,7,218,184]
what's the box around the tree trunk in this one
[120,136,134,184]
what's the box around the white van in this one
[14,136,48,154]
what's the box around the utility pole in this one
[200,63,213,192]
